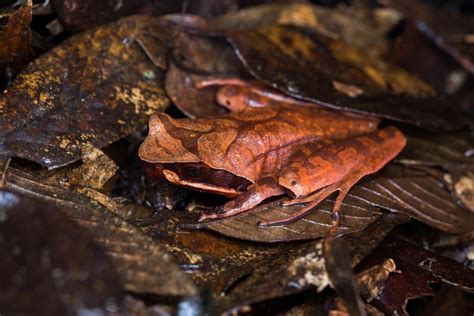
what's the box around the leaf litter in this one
[1,1,474,314]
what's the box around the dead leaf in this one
[0,0,34,81]
[200,197,382,242]
[216,213,407,315]
[356,259,397,302]
[224,25,463,129]
[51,0,145,33]
[398,131,474,169]
[356,237,474,315]
[0,15,170,169]
[384,0,474,74]
[67,146,118,190]
[211,3,391,57]
[0,190,123,315]
[166,31,247,118]
[5,167,197,297]
[201,164,472,242]
[351,166,474,234]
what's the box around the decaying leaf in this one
[166,31,247,118]
[202,165,472,242]
[398,131,474,169]
[223,25,463,129]
[0,15,170,169]
[356,237,474,315]
[351,166,474,235]
[211,2,390,57]
[200,198,382,242]
[384,0,474,74]
[67,145,118,190]
[0,190,123,315]
[356,259,397,302]
[51,0,145,33]
[216,214,407,315]
[5,167,197,297]
[0,0,34,81]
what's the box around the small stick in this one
[0,157,12,188]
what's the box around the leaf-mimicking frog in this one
[139,78,406,231]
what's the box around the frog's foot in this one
[199,177,284,221]
[259,175,360,231]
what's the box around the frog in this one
[139,79,405,231]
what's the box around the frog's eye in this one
[289,179,298,187]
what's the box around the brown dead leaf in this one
[0,0,34,81]
[0,190,123,315]
[200,197,382,242]
[352,166,474,234]
[166,31,247,118]
[211,3,390,57]
[67,146,118,190]
[201,165,472,242]
[356,237,474,315]
[5,167,197,297]
[51,0,145,33]
[0,15,170,169]
[216,213,407,315]
[224,25,463,129]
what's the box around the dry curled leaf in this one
[5,167,197,297]
[0,15,170,169]
[0,190,123,315]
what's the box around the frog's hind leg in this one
[199,177,285,221]
[259,173,362,233]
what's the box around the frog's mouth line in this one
[162,169,245,198]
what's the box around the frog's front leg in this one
[199,176,285,221]
[259,127,407,233]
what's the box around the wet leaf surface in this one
[0,190,123,315]
[1,2,473,314]
[0,15,170,169]
[5,167,197,297]
[0,0,34,82]
[224,25,463,129]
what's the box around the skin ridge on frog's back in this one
[140,103,379,182]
